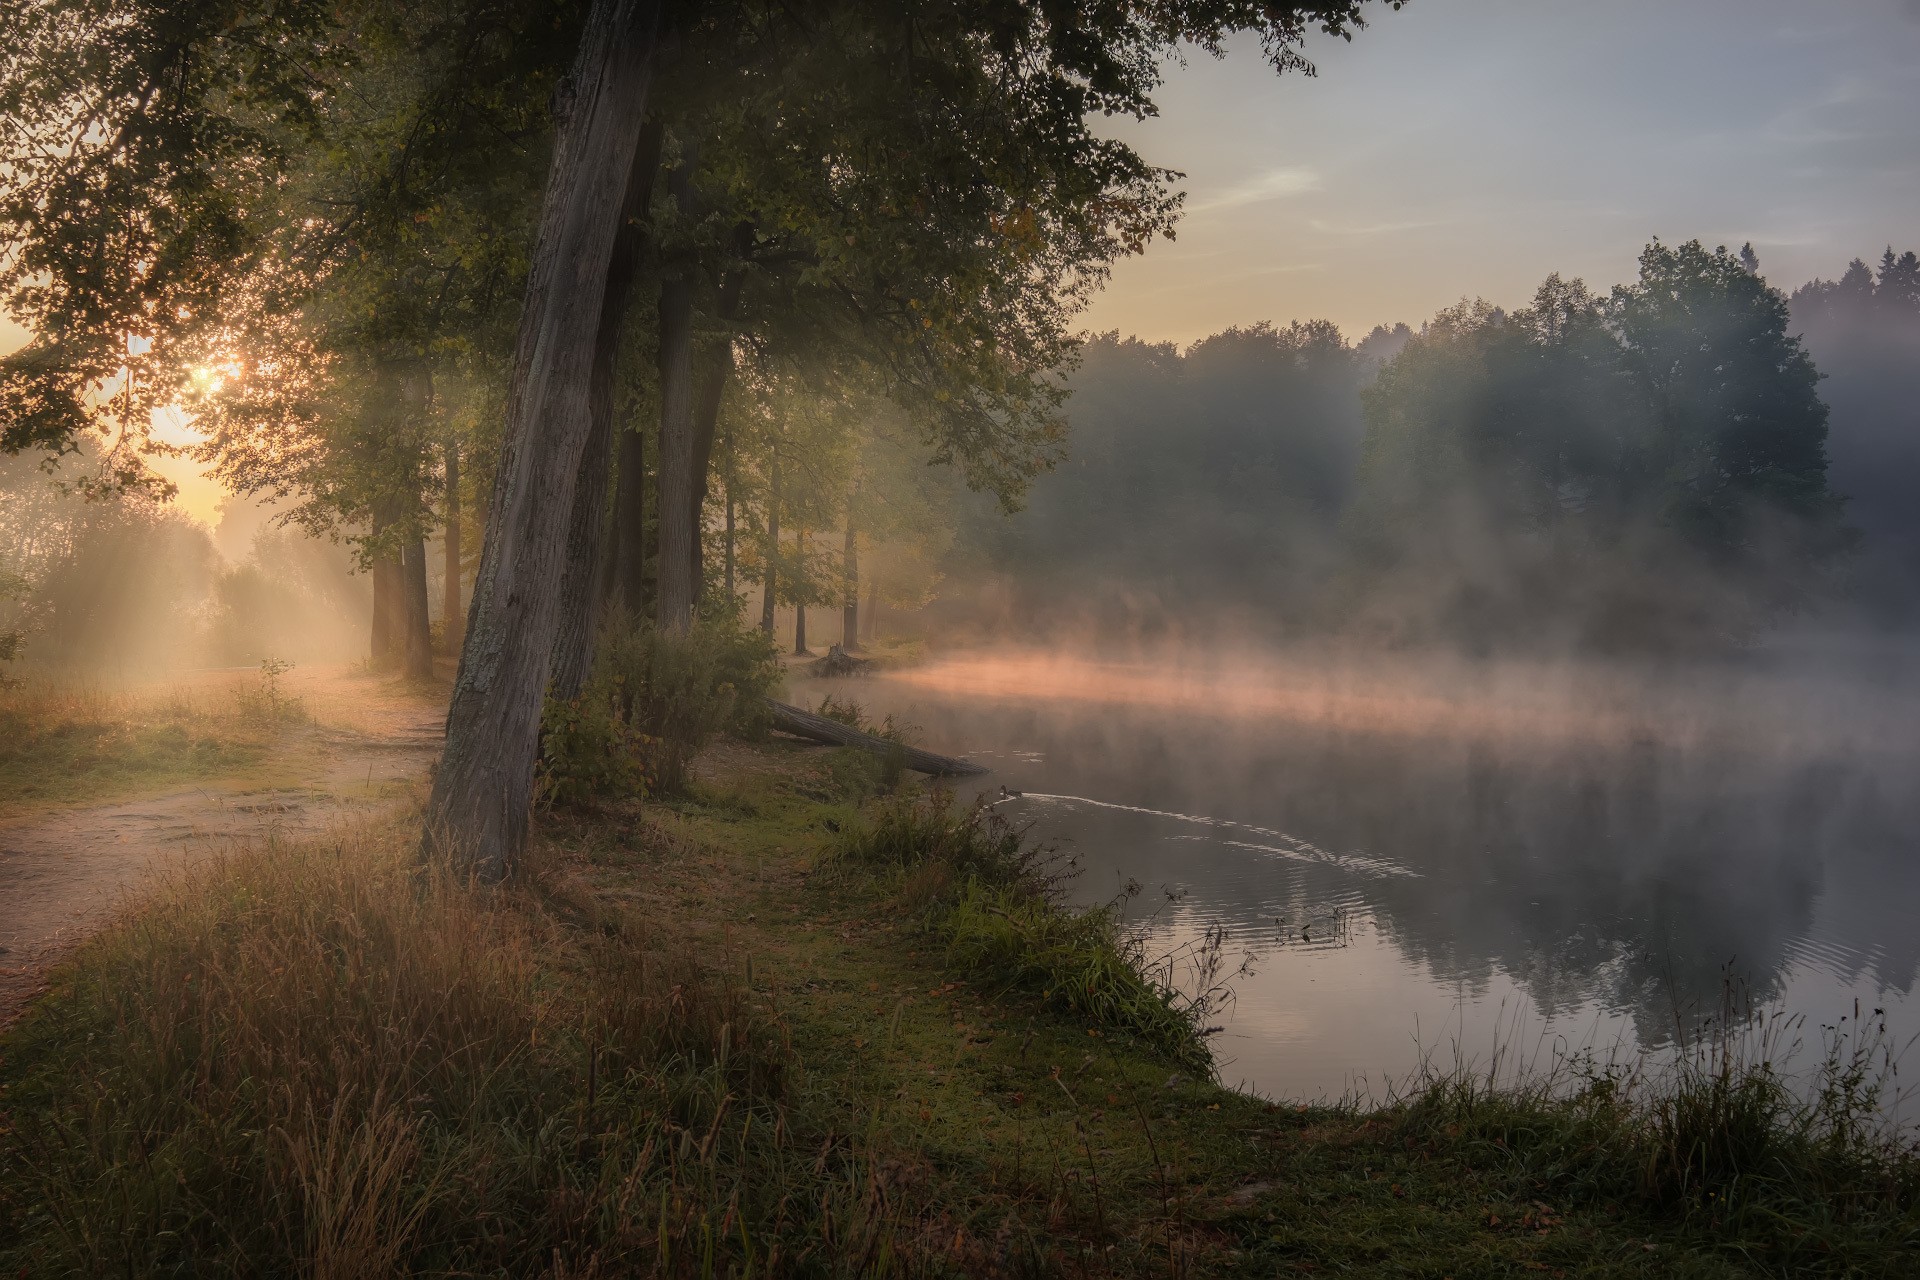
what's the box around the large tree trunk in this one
[722,432,736,601]
[426,0,661,881]
[550,121,663,700]
[370,546,399,664]
[841,486,860,650]
[611,426,646,614]
[442,439,462,652]
[652,149,700,634]
[759,458,778,635]
[548,405,613,702]
[684,222,752,594]
[370,485,406,666]
[793,529,811,656]
[401,535,433,678]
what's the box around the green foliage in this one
[536,689,658,809]
[604,611,783,793]
[1348,242,1853,649]
[0,0,352,491]
[1791,245,1920,623]
[0,684,273,812]
[1390,1005,1920,1273]
[955,324,1398,633]
[233,656,308,724]
[0,567,24,687]
[539,612,779,806]
[838,793,1216,1073]
[812,692,911,745]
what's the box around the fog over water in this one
[795,644,1920,1106]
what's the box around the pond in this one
[790,646,1920,1111]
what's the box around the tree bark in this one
[551,120,662,700]
[401,535,433,678]
[547,402,613,702]
[684,222,752,594]
[426,0,662,881]
[612,426,646,614]
[370,551,400,664]
[652,148,700,634]
[370,481,406,666]
[764,699,987,775]
[442,439,462,651]
[760,457,778,635]
[722,431,736,601]
[841,486,860,650]
[793,528,811,656]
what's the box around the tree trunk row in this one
[427,0,664,881]
[551,119,663,701]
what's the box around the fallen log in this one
[763,698,988,776]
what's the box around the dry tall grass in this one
[0,815,896,1276]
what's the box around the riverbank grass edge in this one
[2,737,1916,1276]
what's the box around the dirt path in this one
[0,681,444,1026]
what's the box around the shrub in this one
[536,689,657,807]
[1388,1001,1920,1273]
[596,611,781,794]
[814,693,914,747]
[838,793,1217,1073]
[232,655,307,724]
[538,613,781,804]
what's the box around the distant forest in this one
[958,242,1920,652]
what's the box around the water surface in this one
[793,648,1920,1105]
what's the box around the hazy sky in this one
[7,0,1919,524]
[1081,0,1920,344]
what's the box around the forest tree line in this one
[1,0,1415,873]
[955,242,1920,653]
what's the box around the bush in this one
[1388,1002,1920,1273]
[838,793,1217,1073]
[536,688,657,807]
[538,612,781,804]
[232,656,308,724]
[598,612,781,794]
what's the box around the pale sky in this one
[1082,0,1920,343]
[7,0,1920,524]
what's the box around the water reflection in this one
[791,650,1920,1100]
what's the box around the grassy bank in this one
[0,666,313,816]
[2,736,1916,1276]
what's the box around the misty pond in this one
[793,646,1920,1110]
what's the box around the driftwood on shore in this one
[763,698,988,776]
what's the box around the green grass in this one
[0,681,301,814]
[2,734,1916,1276]
[834,791,1219,1074]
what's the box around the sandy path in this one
[0,677,444,1026]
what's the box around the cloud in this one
[1186,166,1323,213]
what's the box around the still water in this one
[792,647,1920,1106]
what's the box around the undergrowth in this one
[5,734,1918,1277]
[0,681,275,812]
[0,821,897,1277]
[836,792,1220,1075]
[541,612,781,804]
[1382,997,1920,1271]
